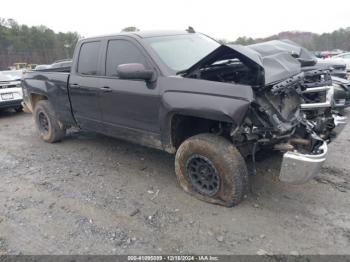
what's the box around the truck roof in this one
[82,30,193,41]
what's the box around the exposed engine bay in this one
[198,59,260,86]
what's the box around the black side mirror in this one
[117,63,155,82]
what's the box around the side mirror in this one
[117,63,155,82]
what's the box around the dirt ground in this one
[0,110,349,255]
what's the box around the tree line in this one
[1,18,349,70]
[232,27,350,51]
[0,18,79,70]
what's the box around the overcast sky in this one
[1,0,350,40]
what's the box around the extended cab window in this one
[106,40,147,77]
[77,41,101,75]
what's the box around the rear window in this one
[77,41,101,75]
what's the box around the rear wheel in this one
[34,100,66,143]
[175,133,248,207]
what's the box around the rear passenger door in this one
[69,41,104,131]
[99,38,161,134]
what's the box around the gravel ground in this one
[0,110,349,255]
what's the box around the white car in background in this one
[0,70,23,112]
[328,52,350,72]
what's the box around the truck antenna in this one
[186,26,195,33]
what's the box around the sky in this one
[1,0,350,41]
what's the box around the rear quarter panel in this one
[22,71,76,126]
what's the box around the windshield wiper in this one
[176,59,238,76]
[176,69,189,75]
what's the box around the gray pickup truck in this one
[22,31,345,206]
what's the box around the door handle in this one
[70,83,81,89]
[100,86,112,93]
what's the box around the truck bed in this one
[22,71,76,126]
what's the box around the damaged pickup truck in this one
[22,31,346,206]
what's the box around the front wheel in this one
[34,100,66,143]
[175,134,248,207]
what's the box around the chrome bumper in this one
[332,114,347,137]
[279,141,328,184]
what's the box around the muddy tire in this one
[34,100,66,143]
[175,133,248,207]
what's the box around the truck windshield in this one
[145,34,220,73]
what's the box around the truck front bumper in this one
[279,141,328,184]
[0,99,22,109]
[332,114,347,136]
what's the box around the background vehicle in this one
[34,64,51,70]
[0,70,23,112]
[317,59,347,79]
[8,63,27,71]
[34,59,72,72]
[7,63,38,71]
[332,76,350,108]
[328,52,350,72]
[22,31,345,207]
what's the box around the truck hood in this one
[249,40,318,67]
[182,44,302,86]
[0,70,23,82]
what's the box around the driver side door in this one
[99,38,161,144]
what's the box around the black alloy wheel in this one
[186,154,220,196]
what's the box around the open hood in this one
[182,44,302,86]
[232,44,303,85]
[249,40,318,67]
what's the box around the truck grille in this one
[0,82,18,89]
[300,86,334,109]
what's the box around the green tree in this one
[232,27,350,51]
[0,18,80,69]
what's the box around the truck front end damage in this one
[235,80,335,184]
[267,68,347,183]
[182,43,347,184]
[248,65,346,184]
[298,68,348,140]
[243,93,337,184]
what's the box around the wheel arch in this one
[160,96,250,153]
[29,93,48,112]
